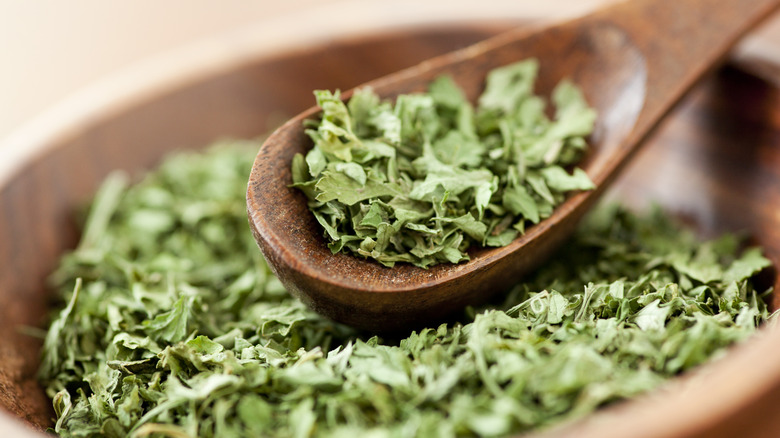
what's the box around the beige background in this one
[0,2,615,434]
[1,0,780,434]
[3,0,780,149]
[4,0,780,147]
[0,0,627,148]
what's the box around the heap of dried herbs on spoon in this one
[291,59,596,268]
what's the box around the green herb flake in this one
[294,59,597,268]
[40,141,774,438]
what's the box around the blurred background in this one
[1,0,779,148]
[0,0,624,147]
[2,1,780,436]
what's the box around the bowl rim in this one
[0,3,607,435]
[0,0,607,188]
[3,2,780,437]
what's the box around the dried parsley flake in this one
[292,59,597,268]
[40,141,773,438]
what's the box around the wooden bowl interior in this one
[0,24,515,432]
[247,21,649,330]
[3,21,780,437]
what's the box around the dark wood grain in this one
[247,0,780,331]
[6,12,780,438]
[543,66,780,438]
[0,25,512,434]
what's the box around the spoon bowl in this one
[248,0,779,330]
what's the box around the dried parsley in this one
[292,59,597,268]
[40,140,773,438]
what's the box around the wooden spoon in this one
[247,0,780,331]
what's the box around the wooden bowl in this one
[3,10,780,438]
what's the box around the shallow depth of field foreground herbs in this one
[40,141,773,438]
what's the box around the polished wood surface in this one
[0,25,513,435]
[5,8,780,438]
[247,0,780,331]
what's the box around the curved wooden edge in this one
[536,40,780,438]
[539,320,780,438]
[2,0,780,436]
[0,1,613,188]
[247,17,648,332]
[0,4,608,437]
[540,38,780,438]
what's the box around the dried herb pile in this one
[40,141,773,438]
[292,59,596,268]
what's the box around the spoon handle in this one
[594,0,780,144]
